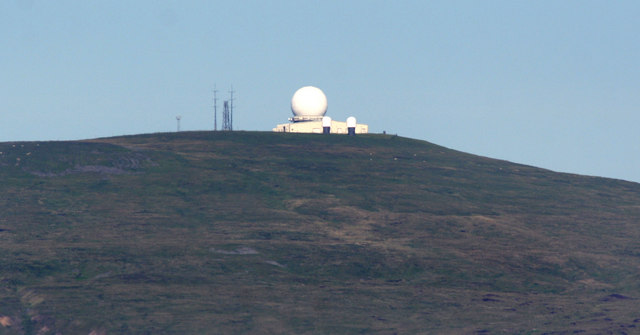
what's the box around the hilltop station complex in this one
[273,86,368,135]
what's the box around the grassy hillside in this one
[1,131,640,334]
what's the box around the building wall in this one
[273,120,368,134]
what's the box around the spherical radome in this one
[346,116,356,127]
[291,86,328,117]
[322,116,332,127]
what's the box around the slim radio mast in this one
[213,86,218,131]
[229,87,234,131]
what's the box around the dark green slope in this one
[1,131,640,334]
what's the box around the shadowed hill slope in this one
[1,131,640,334]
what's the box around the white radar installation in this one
[291,86,328,121]
[273,86,368,135]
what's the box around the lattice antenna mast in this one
[229,86,234,131]
[213,86,218,131]
[222,101,231,131]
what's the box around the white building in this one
[272,86,368,134]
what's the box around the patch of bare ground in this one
[210,246,259,255]
[0,315,15,327]
[576,278,614,289]
[25,152,154,177]
[319,206,417,252]
[282,197,340,211]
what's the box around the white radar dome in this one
[322,116,332,127]
[346,116,357,128]
[291,86,328,117]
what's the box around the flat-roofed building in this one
[273,119,368,134]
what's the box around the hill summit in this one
[1,131,640,334]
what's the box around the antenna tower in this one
[229,87,234,131]
[222,101,231,131]
[213,86,218,131]
[221,87,235,131]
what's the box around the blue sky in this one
[2,1,639,182]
